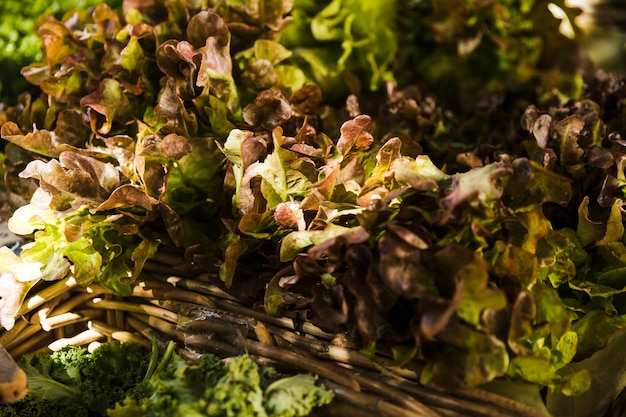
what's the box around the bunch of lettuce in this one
[0,340,333,417]
[0,0,123,104]
[207,67,626,414]
[0,0,399,329]
[0,0,621,412]
[394,0,590,114]
[277,0,397,94]
[0,1,248,329]
[215,106,589,397]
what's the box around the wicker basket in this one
[1,251,549,417]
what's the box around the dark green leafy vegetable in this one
[0,340,149,417]
[0,339,333,417]
[109,349,333,417]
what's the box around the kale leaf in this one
[0,341,148,417]
[0,339,333,417]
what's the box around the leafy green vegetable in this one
[109,344,333,417]
[394,0,588,113]
[0,1,244,324]
[0,340,149,417]
[279,0,397,93]
[546,329,626,416]
[0,0,123,104]
[0,339,333,417]
[2,0,625,414]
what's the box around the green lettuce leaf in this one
[280,0,397,93]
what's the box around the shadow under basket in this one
[1,251,548,417]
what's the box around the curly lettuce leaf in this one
[279,0,397,93]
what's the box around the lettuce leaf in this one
[279,0,397,93]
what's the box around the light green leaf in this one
[279,224,363,262]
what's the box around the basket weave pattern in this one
[1,250,549,417]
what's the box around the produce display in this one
[0,0,625,416]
